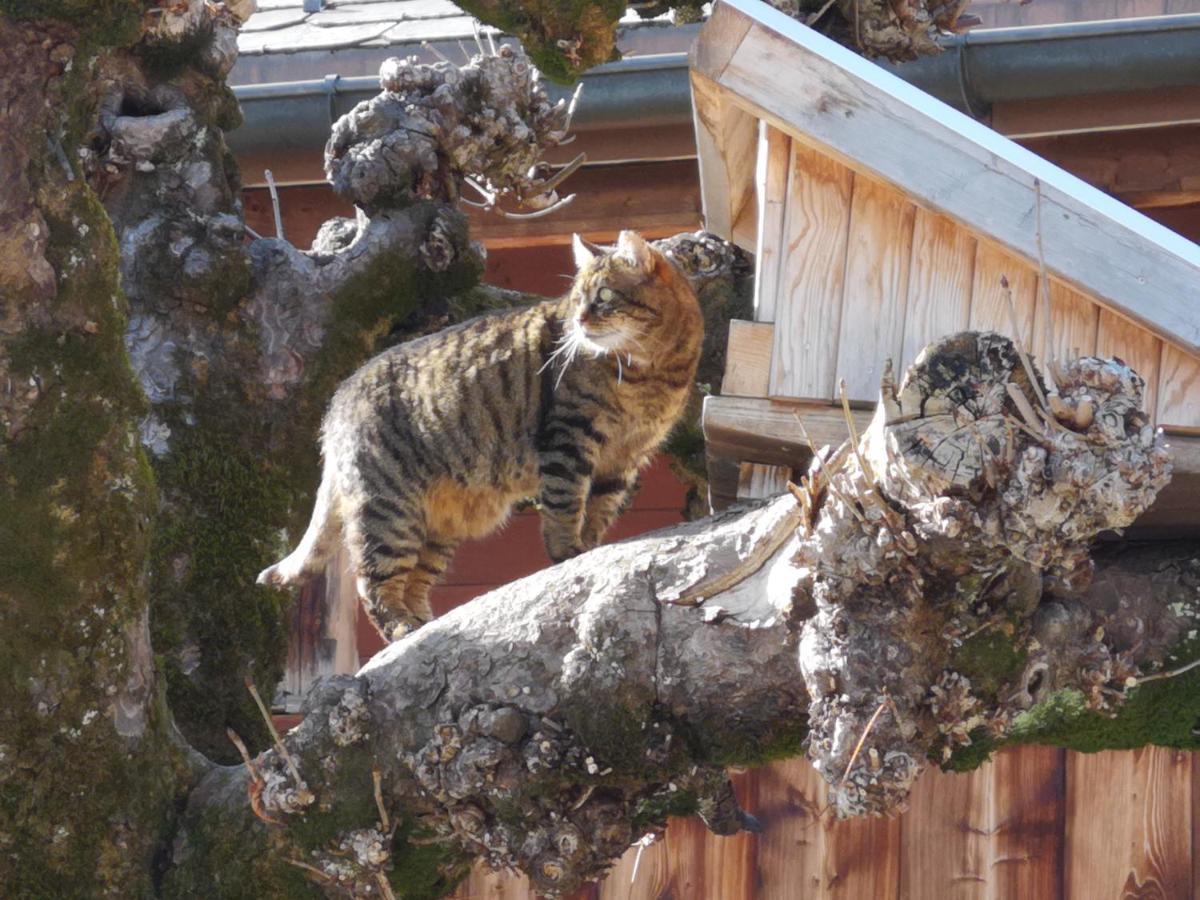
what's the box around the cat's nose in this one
[578,311,590,324]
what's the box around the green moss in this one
[940,728,997,772]
[697,714,810,769]
[0,125,190,894]
[950,631,1027,700]
[1008,672,1200,753]
[631,787,699,832]
[452,0,625,82]
[0,0,144,47]
[388,820,473,900]
[162,799,316,899]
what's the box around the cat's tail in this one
[257,467,342,588]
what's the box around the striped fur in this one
[257,231,703,640]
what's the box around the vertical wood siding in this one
[452,751,1198,899]
[750,150,1199,432]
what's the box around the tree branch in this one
[168,333,1195,897]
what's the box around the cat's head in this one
[567,230,701,364]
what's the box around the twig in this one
[824,477,868,524]
[563,83,584,133]
[1000,275,1049,410]
[372,768,391,834]
[47,135,75,182]
[629,833,657,886]
[375,873,398,900]
[285,858,333,884]
[838,379,876,484]
[421,40,451,64]
[244,676,303,785]
[226,727,261,782]
[1005,382,1045,437]
[1135,657,1200,685]
[264,169,285,241]
[806,0,839,24]
[570,784,596,811]
[1032,179,1058,392]
[493,195,576,219]
[840,698,889,783]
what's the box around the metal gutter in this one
[883,13,1200,114]
[228,53,694,172]
[228,14,1200,171]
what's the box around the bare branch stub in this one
[795,331,1172,816]
[324,45,580,217]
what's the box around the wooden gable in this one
[691,0,1200,522]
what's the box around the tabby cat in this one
[257,230,704,640]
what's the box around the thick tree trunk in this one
[0,6,192,894]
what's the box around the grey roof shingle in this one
[237,0,475,54]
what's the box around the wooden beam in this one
[702,395,872,470]
[693,0,1200,357]
[737,462,792,501]
[691,69,758,251]
[721,319,774,397]
[703,395,1200,533]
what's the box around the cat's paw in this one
[256,562,292,587]
[547,543,586,564]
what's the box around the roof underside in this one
[691,0,1200,358]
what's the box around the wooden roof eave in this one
[690,0,1200,359]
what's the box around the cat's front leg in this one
[580,468,639,549]
[536,432,599,563]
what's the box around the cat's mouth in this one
[578,326,625,353]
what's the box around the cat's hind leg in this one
[400,539,458,625]
[347,494,428,641]
[257,467,341,587]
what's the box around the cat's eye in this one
[596,287,617,304]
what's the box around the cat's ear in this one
[572,233,599,270]
[615,230,654,276]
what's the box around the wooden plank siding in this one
[766,142,853,401]
[691,0,1200,360]
[901,208,976,374]
[753,123,792,322]
[1065,749,1194,900]
[835,174,916,403]
[450,749,1198,899]
[731,128,1200,430]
